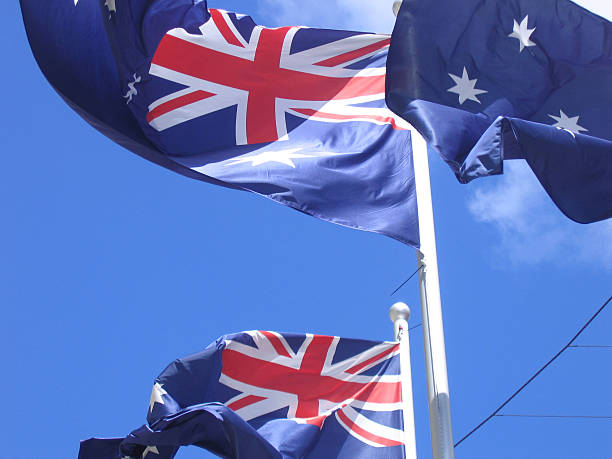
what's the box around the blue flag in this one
[79,331,406,458]
[20,0,419,247]
[386,0,612,224]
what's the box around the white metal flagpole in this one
[412,130,456,459]
[389,3,455,455]
[390,302,418,459]
[383,2,454,456]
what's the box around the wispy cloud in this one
[256,0,396,33]
[467,161,612,268]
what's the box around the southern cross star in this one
[509,15,536,52]
[142,446,160,458]
[549,110,588,137]
[227,148,316,168]
[447,67,487,105]
[149,382,168,413]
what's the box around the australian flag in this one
[20,0,418,247]
[78,331,406,458]
[386,0,612,224]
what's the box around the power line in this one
[495,414,612,420]
[454,293,612,448]
[569,345,612,349]
[390,265,423,296]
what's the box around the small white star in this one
[149,382,167,413]
[447,67,487,105]
[74,0,78,4]
[142,446,159,458]
[105,0,116,12]
[548,110,588,137]
[228,148,315,168]
[509,16,536,52]
[123,74,141,104]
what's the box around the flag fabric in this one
[78,331,406,458]
[20,0,419,247]
[386,0,612,224]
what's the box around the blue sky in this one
[3,1,612,458]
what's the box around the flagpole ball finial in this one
[390,302,411,323]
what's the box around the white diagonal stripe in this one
[338,405,404,446]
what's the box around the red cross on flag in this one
[220,330,405,448]
[147,9,405,146]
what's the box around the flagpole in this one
[390,302,418,459]
[387,3,454,455]
[411,130,455,459]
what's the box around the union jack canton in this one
[79,331,406,458]
[167,331,405,457]
[219,331,405,451]
[100,1,420,247]
[147,9,403,147]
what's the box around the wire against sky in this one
[495,414,612,420]
[454,293,612,448]
[569,345,612,348]
[390,265,423,296]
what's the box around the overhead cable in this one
[454,293,612,448]
[390,265,424,296]
[495,414,612,420]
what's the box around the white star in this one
[447,67,487,105]
[149,382,167,413]
[142,446,159,458]
[548,110,588,137]
[74,0,78,4]
[123,74,141,104]
[228,148,315,168]
[105,0,116,12]
[509,15,536,52]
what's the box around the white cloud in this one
[256,0,396,33]
[467,161,612,268]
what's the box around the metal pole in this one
[389,302,418,459]
[412,130,455,459]
[387,2,454,456]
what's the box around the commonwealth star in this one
[227,148,316,168]
[142,446,159,457]
[149,382,167,413]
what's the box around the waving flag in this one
[386,0,612,224]
[20,0,419,247]
[79,331,406,458]
[147,9,394,143]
